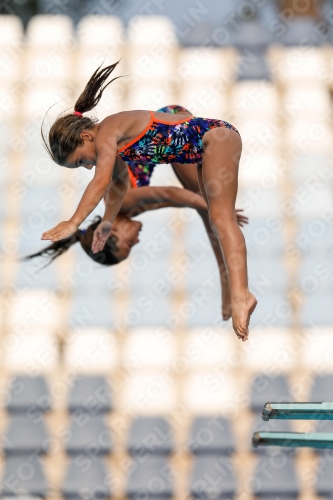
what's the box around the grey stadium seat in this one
[126,456,174,499]
[185,293,224,328]
[127,417,174,457]
[188,416,236,455]
[18,201,60,255]
[18,187,62,218]
[310,375,333,404]
[316,456,333,496]
[127,289,173,327]
[1,456,48,497]
[250,374,292,412]
[282,18,322,46]
[14,260,59,290]
[293,218,332,258]
[248,257,289,296]
[251,456,300,497]
[298,257,333,296]
[241,217,286,259]
[0,131,11,185]
[180,21,215,47]
[249,293,292,328]
[290,153,330,185]
[185,255,219,292]
[6,375,51,413]
[300,294,333,327]
[18,221,56,256]
[65,415,113,455]
[70,246,115,294]
[68,376,112,414]
[69,294,115,328]
[129,253,170,293]
[2,414,49,455]
[233,20,272,49]
[237,49,270,81]
[190,456,237,499]
[61,457,111,500]
[314,420,333,456]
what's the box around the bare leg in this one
[196,164,232,321]
[201,127,257,341]
[171,162,232,320]
[169,109,232,318]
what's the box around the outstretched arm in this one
[120,185,207,214]
[102,156,129,223]
[91,184,207,253]
[118,180,248,224]
[91,157,129,253]
[42,134,119,242]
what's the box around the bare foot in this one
[231,291,257,342]
[222,284,232,321]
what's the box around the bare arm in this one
[118,185,207,215]
[102,156,129,224]
[70,135,119,227]
[42,133,119,242]
[91,156,129,254]
[92,184,207,253]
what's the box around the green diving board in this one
[253,431,333,450]
[262,402,333,421]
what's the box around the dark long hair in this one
[24,217,119,267]
[41,61,122,166]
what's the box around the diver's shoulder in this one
[98,110,151,137]
[100,110,147,124]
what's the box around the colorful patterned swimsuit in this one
[117,105,239,188]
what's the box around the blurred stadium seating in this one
[0,4,333,498]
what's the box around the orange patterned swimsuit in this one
[117,105,239,188]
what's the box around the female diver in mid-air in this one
[27,113,248,322]
[39,62,257,340]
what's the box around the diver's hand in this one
[41,221,78,242]
[236,209,249,227]
[92,221,112,254]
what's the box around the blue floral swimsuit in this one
[117,105,239,188]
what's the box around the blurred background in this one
[0,0,333,498]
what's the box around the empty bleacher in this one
[0,6,332,499]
